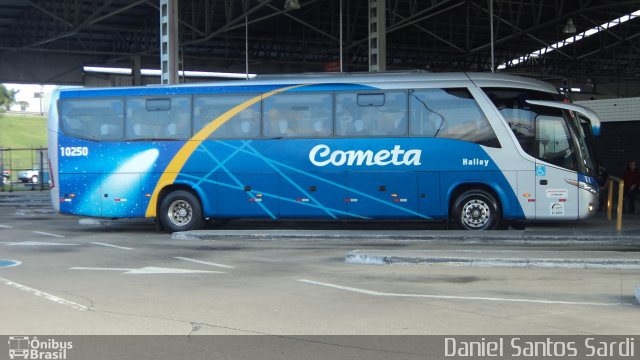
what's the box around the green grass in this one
[0,113,47,149]
[0,113,48,187]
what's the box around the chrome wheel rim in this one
[167,199,192,226]
[461,199,491,229]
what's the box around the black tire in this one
[452,189,501,230]
[159,190,204,232]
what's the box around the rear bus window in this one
[59,98,124,141]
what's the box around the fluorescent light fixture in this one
[284,0,301,10]
[83,66,256,79]
[498,9,640,70]
[563,18,577,34]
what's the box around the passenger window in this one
[126,96,191,140]
[60,98,124,141]
[262,92,332,138]
[194,94,260,139]
[410,88,499,148]
[336,91,407,137]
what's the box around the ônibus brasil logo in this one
[8,336,73,360]
[309,144,422,167]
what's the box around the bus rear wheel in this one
[159,190,204,232]
[452,189,501,230]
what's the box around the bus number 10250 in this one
[60,146,89,157]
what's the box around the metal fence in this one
[0,147,50,191]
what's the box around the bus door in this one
[100,173,142,217]
[216,172,279,218]
[279,172,348,218]
[525,100,602,220]
[533,115,579,220]
[346,172,419,218]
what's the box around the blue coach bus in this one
[48,72,601,231]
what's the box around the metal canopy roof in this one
[0,0,639,87]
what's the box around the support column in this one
[160,0,179,84]
[131,55,142,86]
[368,0,386,72]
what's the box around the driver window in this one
[536,115,576,169]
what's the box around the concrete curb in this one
[171,229,640,244]
[346,250,640,270]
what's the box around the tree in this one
[0,84,18,114]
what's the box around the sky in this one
[3,83,57,112]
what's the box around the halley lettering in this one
[309,144,422,167]
[462,158,489,167]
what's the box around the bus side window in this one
[263,92,332,138]
[126,96,191,140]
[337,91,407,137]
[194,94,260,139]
[410,88,499,148]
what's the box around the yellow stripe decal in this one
[145,84,304,217]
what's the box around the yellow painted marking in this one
[145,84,304,217]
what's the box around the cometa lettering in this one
[309,144,422,167]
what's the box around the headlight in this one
[565,178,598,195]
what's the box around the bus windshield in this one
[483,88,595,176]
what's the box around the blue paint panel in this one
[56,134,182,218]
[346,172,420,218]
[216,172,278,218]
[100,173,142,217]
[56,124,524,221]
[278,172,348,218]
[179,138,522,220]
[418,172,441,217]
[58,173,101,216]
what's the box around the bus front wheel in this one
[452,190,501,230]
[159,190,204,232]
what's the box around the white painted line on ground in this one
[126,267,224,274]
[174,256,235,269]
[7,241,75,246]
[0,224,12,229]
[297,279,621,307]
[32,231,65,238]
[70,267,134,271]
[70,266,225,274]
[91,242,134,250]
[0,276,88,311]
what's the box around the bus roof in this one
[59,72,559,98]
